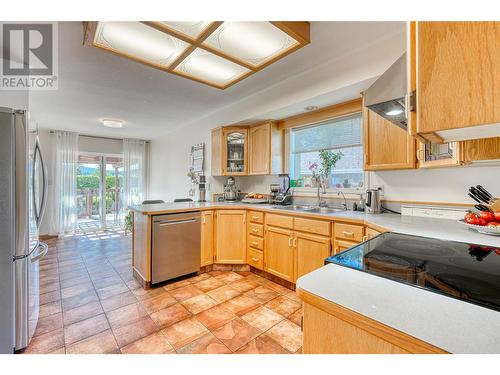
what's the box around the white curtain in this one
[122,139,147,219]
[51,131,79,235]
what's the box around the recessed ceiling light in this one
[304,105,318,111]
[102,119,124,128]
[386,109,404,116]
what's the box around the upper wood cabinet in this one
[223,128,248,175]
[211,123,282,176]
[417,141,463,168]
[201,211,214,267]
[248,122,283,175]
[409,22,500,141]
[363,105,416,171]
[211,128,223,177]
[215,210,247,264]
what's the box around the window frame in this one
[285,111,366,196]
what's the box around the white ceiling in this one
[29,21,405,139]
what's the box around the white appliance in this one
[0,107,48,353]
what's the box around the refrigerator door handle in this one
[32,139,48,228]
[30,242,48,263]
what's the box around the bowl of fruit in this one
[459,211,500,236]
[242,192,268,204]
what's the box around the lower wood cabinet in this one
[216,210,247,264]
[334,239,359,254]
[201,211,214,267]
[264,226,295,282]
[295,232,331,280]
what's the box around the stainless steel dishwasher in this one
[151,212,201,284]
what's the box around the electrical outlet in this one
[373,185,384,196]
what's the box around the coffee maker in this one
[365,188,382,214]
[273,174,293,205]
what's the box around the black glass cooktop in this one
[325,232,500,312]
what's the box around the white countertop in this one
[297,264,500,354]
[130,201,500,247]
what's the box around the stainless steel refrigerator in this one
[0,107,48,353]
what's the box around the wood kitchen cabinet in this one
[248,122,283,175]
[215,210,246,264]
[295,232,331,280]
[211,127,248,176]
[417,141,463,168]
[264,226,295,283]
[211,122,283,176]
[409,22,500,142]
[201,211,214,267]
[363,105,416,170]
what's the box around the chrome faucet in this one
[337,190,348,210]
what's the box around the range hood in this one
[364,53,408,131]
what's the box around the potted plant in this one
[309,149,343,193]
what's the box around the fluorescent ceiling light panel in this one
[203,22,299,67]
[94,22,188,68]
[174,48,250,86]
[87,21,309,88]
[158,22,212,39]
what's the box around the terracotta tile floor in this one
[22,231,303,354]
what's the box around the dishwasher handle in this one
[157,218,198,226]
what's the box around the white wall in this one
[370,164,500,205]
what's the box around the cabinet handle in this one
[251,257,259,262]
[202,216,206,224]
[243,216,246,224]
[288,237,292,247]
[342,231,354,237]
[362,235,367,241]
[334,246,339,254]
[293,238,297,247]
[251,241,259,246]
[252,228,258,233]
[252,216,259,220]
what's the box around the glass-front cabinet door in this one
[418,141,463,168]
[223,128,248,175]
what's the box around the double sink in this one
[271,205,346,214]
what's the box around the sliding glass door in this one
[77,154,123,231]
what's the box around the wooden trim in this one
[83,21,309,90]
[271,22,311,44]
[297,288,448,354]
[165,22,225,70]
[277,98,363,130]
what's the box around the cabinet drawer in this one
[248,211,264,224]
[266,213,293,229]
[334,239,360,254]
[294,217,331,236]
[334,222,364,242]
[365,227,382,240]
[247,235,263,250]
[247,248,264,270]
[248,223,264,237]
